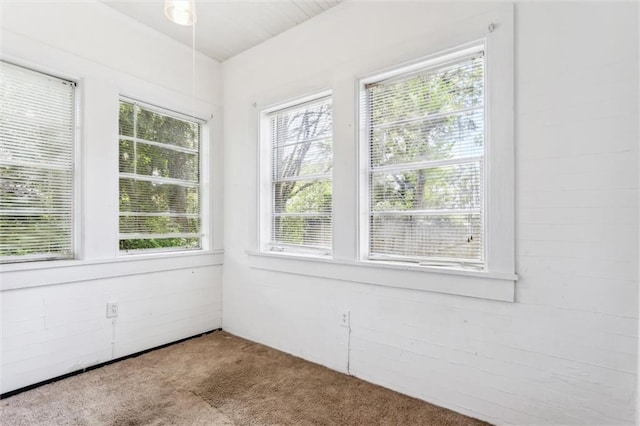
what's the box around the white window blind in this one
[118,100,202,252]
[0,61,76,263]
[364,48,485,268]
[267,96,333,253]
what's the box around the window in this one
[118,99,203,252]
[249,15,515,300]
[261,94,333,255]
[0,61,76,263]
[361,44,485,269]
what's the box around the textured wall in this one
[222,2,639,424]
[0,0,224,394]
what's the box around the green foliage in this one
[1,71,74,259]
[119,237,199,251]
[368,56,485,261]
[118,102,201,251]
[271,101,333,248]
[369,57,484,211]
[277,180,332,214]
[272,216,331,247]
[269,56,484,256]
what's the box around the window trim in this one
[246,250,515,302]
[352,32,515,280]
[358,41,487,270]
[258,90,334,257]
[246,6,515,301]
[117,96,208,255]
[1,249,224,291]
[0,60,81,264]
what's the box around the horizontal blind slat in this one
[118,100,202,251]
[366,50,485,266]
[1,61,75,263]
[269,97,333,251]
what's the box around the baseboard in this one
[0,328,222,400]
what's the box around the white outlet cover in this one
[340,310,350,327]
[106,302,118,318]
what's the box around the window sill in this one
[247,250,516,302]
[0,249,224,291]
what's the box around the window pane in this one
[0,61,75,263]
[370,163,482,212]
[119,139,135,174]
[0,216,72,257]
[272,215,332,249]
[119,178,199,214]
[119,101,134,137]
[272,101,332,144]
[274,179,332,214]
[366,50,484,266]
[371,110,484,168]
[119,237,199,252]
[118,101,202,252]
[370,214,482,262]
[135,106,200,150]
[119,139,199,181]
[273,137,332,179]
[367,56,484,127]
[267,96,333,253]
[1,167,72,212]
[119,214,199,235]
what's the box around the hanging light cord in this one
[192,17,196,121]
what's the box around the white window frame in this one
[359,42,487,270]
[0,60,81,264]
[259,91,333,257]
[117,96,208,255]
[248,6,516,301]
[357,37,514,279]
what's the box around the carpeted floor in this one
[1,331,489,425]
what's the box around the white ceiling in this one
[102,1,343,62]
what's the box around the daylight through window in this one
[118,100,202,252]
[0,61,76,263]
[363,46,485,268]
[265,95,333,254]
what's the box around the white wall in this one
[0,1,224,394]
[222,2,639,425]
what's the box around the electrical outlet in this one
[106,302,118,318]
[340,310,350,328]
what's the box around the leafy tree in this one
[368,56,484,261]
[118,102,200,251]
[1,71,74,259]
[271,102,332,248]
[272,103,332,214]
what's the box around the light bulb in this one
[164,0,197,26]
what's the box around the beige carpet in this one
[1,331,489,425]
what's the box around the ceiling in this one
[102,1,343,62]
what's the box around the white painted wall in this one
[0,1,224,394]
[0,1,637,424]
[222,2,639,425]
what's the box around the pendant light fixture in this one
[164,0,197,26]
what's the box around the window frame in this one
[117,96,208,255]
[0,60,81,264]
[258,91,334,257]
[247,6,516,301]
[358,42,487,270]
[357,38,514,277]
